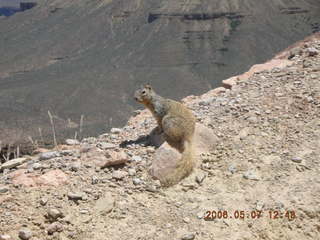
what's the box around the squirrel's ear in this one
[145,84,152,90]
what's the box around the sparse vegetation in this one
[48,111,57,147]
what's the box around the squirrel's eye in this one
[142,90,146,94]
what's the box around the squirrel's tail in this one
[161,139,195,187]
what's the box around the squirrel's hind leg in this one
[162,116,185,152]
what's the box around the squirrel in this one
[134,84,196,186]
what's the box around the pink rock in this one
[80,147,108,166]
[12,173,36,187]
[0,234,12,240]
[149,143,180,181]
[0,195,12,204]
[150,124,219,181]
[99,150,128,168]
[205,87,226,96]
[35,170,68,186]
[193,123,219,155]
[11,170,68,187]
[222,76,239,89]
[9,169,26,178]
[81,145,128,168]
[33,148,49,154]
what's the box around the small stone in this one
[199,100,210,106]
[195,173,206,184]
[47,208,63,221]
[181,233,196,240]
[291,157,302,163]
[256,201,264,211]
[83,188,92,194]
[288,48,302,59]
[239,128,250,140]
[197,212,204,219]
[18,229,32,240]
[91,176,99,184]
[67,192,83,201]
[0,158,28,171]
[39,151,60,160]
[131,155,142,162]
[154,180,161,187]
[110,128,122,134]
[133,178,142,185]
[65,139,80,145]
[79,209,89,214]
[47,222,63,235]
[69,162,81,172]
[247,116,258,124]
[97,142,117,150]
[94,193,115,216]
[228,165,237,174]
[306,47,318,57]
[302,60,311,68]
[32,163,42,170]
[146,147,155,154]
[183,217,190,223]
[0,185,9,193]
[61,150,74,156]
[62,215,73,224]
[145,185,158,193]
[100,150,128,168]
[79,144,94,153]
[128,168,136,176]
[112,170,127,180]
[243,170,260,181]
[40,198,48,206]
[0,235,12,240]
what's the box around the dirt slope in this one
[0,34,319,240]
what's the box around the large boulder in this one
[149,123,219,182]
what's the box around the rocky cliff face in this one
[0,0,320,144]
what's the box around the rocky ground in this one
[0,35,320,240]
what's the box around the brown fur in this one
[134,84,196,186]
